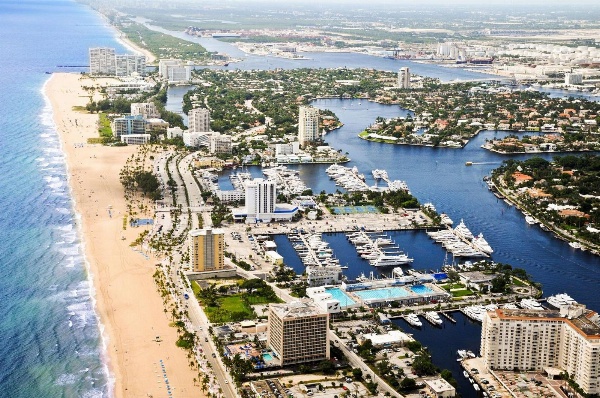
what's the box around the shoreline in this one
[45,72,199,397]
[92,7,157,64]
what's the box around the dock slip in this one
[441,311,457,323]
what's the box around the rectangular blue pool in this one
[354,287,409,301]
[325,287,357,307]
[410,285,434,294]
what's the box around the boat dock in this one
[288,232,340,267]
[346,230,413,267]
[427,219,492,258]
[262,166,308,196]
[441,311,457,323]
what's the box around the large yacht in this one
[454,219,475,241]
[472,233,493,254]
[369,253,414,267]
[405,314,422,327]
[424,311,443,326]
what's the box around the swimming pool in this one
[262,353,274,361]
[410,285,434,294]
[325,287,357,307]
[354,287,409,301]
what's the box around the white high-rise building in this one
[188,108,211,132]
[481,305,600,395]
[298,106,320,147]
[244,178,276,223]
[158,59,193,83]
[89,48,116,76]
[565,72,583,85]
[89,48,145,76]
[398,67,410,89]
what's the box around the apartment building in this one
[210,133,232,155]
[481,305,600,394]
[188,228,224,272]
[188,108,211,133]
[267,301,329,365]
[398,67,410,89]
[89,47,145,76]
[158,59,192,83]
[298,106,319,147]
[131,102,160,119]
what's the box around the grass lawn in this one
[511,277,528,287]
[441,283,465,291]
[98,113,112,138]
[451,289,474,297]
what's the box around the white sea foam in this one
[55,373,78,386]
[42,75,114,398]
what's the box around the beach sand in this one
[46,73,199,397]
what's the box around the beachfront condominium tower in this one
[89,48,145,76]
[267,301,329,365]
[188,228,224,272]
[188,108,211,133]
[398,67,410,89]
[244,178,276,223]
[481,305,600,395]
[89,47,116,76]
[298,105,320,147]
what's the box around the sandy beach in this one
[46,73,199,397]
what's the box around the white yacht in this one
[454,219,475,241]
[370,253,414,267]
[525,215,537,225]
[405,314,422,327]
[472,233,493,254]
[424,311,443,326]
[520,298,544,310]
[547,293,577,309]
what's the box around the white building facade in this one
[158,59,192,83]
[131,102,160,119]
[398,67,410,89]
[298,106,319,147]
[481,306,600,395]
[89,47,145,76]
[188,108,211,133]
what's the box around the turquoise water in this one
[410,285,434,294]
[0,0,126,395]
[325,287,356,306]
[354,287,409,301]
[262,353,274,361]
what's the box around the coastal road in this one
[329,330,402,398]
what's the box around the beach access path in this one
[47,73,201,397]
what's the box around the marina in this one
[427,219,492,258]
[346,230,414,267]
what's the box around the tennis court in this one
[331,205,379,215]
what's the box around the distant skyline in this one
[103,0,600,6]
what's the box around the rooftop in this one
[269,300,326,319]
[494,306,600,338]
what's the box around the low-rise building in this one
[306,266,343,287]
[121,134,151,145]
[423,377,456,398]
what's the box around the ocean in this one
[0,0,126,396]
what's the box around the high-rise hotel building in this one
[298,105,320,147]
[267,301,329,365]
[244,178,276,223]
[481,305,600,394]
[398,67,410,89]
[188,228,224,272]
